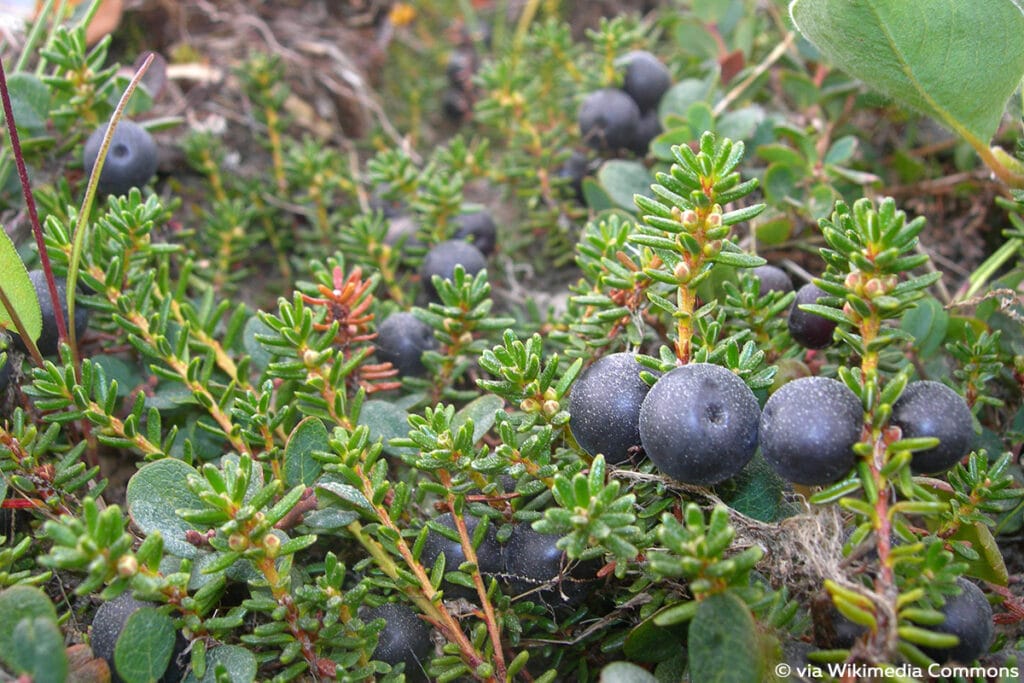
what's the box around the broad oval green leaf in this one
[688,592,763,683]
[127,458,205,558]
[0,229,41,346]
[598,661,659,683]
[790,0,1024,146]
[284,416,327,486]
[114,608,176,683]
[358,400,416,458]
[597,160,653,213]
[7,617,67,683]
[183,645,257,683]
[0,587,60,676]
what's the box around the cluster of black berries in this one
[568,265,977,489]
[578,50,670,157]
[357,512,600,680]
[374,207,496,377]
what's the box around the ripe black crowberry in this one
[752,264,794,294]
[578,88,641,152]
[83,120,158,196]
[90,593,187,683]
[362,602,432,681]
[498,523,600,606]
[639,363,760,486]
[759,376,862,485]
[420,240,487,300]
[375,312,437,377]
[629,109,662,156]
[419,513,502,600]
[920,577,993,664]
[890,381,974,474]
[14,270,89,357]
[454,210,497,256]
[788,283,837,349]
[569,353,652,465]
[620,50,671,113]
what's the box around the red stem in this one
[0,58,68,347]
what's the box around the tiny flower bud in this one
[263,533,281,558]
[229,533,249,551]
[542,399,560,417]
[117,555,139,578]
[520,398,540,413]
[681,209,699,227]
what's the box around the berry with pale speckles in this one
[759,376,861,485]
[638,363,760,485]
[569,353,653,465]
[890,381,974,474]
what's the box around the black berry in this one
[83,120,158,196]
[752,264,794,294]
[555,149,589,203]
[375,312,437,377]
[420,240,487,300]
[890,381,974,474]
[620,50,671,113]
[441,87,471,123]
[638,363,760,485]
[629,109,662,156]
[498,523,600,606]
[578,88,641,152]
[362,602,432,681]
[920,577,993,664]
[14,270,89,357]
[90,593,186,683]
[454,210,497,256]
[759,376,861,485]
[420,513,503,600]
[788,283,837,349]
[568,353,652,465]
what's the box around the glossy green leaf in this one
[719,454,786,522]
[624,610,689,663]
[7,73,51,133]
[900,297,949,358]
[0,228,41,346]
[284,417,327,486]
[597,160,652,212]
[790,0,1024,146]
[358,400,416,457]
[114,608,176,683]
[452,394,504,444]
[688,592,763,683]
[126,458,205,558]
